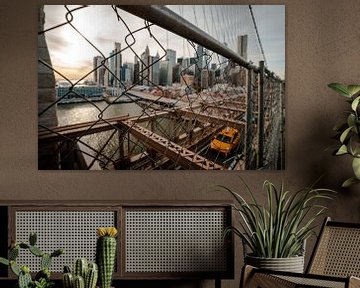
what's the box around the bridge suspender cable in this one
[248,5,268,67]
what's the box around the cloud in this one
[53,62,93,81]
[45,34,70,51]
[44,5,285,80]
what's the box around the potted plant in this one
[222,179,334,273]
[328,83,360,187]
[0,232,63,288]
[62,258,98,288]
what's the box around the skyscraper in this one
[201,68,209,89]
[166,49,176,86]
[151,52,160,85]
[195,45,204,88]
[93,56,100,83]
[121,63,132,84]
[133,56,140,85]
[237,35,248,60]
[109,42,122,87]
[93,56,105,86]
[159,60,168,86]
[140,45,150,85]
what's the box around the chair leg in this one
[240,265,255,288]
[215,278,221,288]
[240,265,296,288]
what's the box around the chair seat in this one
[277,274,346,288]
[242,265,360,288]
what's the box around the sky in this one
[43,5,285,81]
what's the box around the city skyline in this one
[43,5,285,81]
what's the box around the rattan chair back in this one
[307,217,360,278]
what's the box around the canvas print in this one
[38,5,285,170]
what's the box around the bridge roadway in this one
[174,108,246,131]
[39,92,247,169]
[126,89,182,107]
[120,119,223,170]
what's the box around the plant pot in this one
[245,254,304,273]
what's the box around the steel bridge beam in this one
[38,112,171,143]
[204,104,246,114]
[117,5,259,72]
[176,109,246,131]
[121,120,223,170]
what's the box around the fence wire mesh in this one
[38,5,285,170]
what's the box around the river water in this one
[56,101,177,168]
[57,101,143,126]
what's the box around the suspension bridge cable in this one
[248,5,267,67]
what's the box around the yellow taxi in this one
[210,127,240,156]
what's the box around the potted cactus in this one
[62,258,98,288]
[0,232,63,288]
[96,227,118,288]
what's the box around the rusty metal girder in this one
[121,120,223,170]
[176,109,246,131]
[38,111,172,143]
[204,104,246,114]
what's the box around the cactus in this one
[29,245,44,257]
[18,270,32,288]
[9,246,19,260]
[63,272,74,288]
[51,248,64,258]
[19,243,30,249]
[96,227,118,288]
[74,258,88,279]
[73,275,85,288]
[0,232,63,288]
[63,259,98,288]
[29,232,37,246]
[85,262,98,288]
[41,253,52,270]
[64,265,72,273]
[10,260,21,276]
[0,257,9,266]
[35,268,51,281]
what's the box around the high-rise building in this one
[172,63,181,84]
[201,68,209,89]
[103,59,109,87]
[159,61,169,86]
[140,46,160,86]
[133,56,140,85]
[93,56,101,83]
[237,35,248,60]
[166,49,176,86]
[195,45,204,88]
[151,52,160,85]
[93,56,105,86]
[121,63,132,84]
[140,45,150,85]
[195,45,204,70]
[109,42,122,87]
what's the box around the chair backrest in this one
[307,217,360,278]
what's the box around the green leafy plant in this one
[328,83,360,187]
[222,179,335,258]
[0,232,63,288]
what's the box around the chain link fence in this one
[38,5,285,170]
